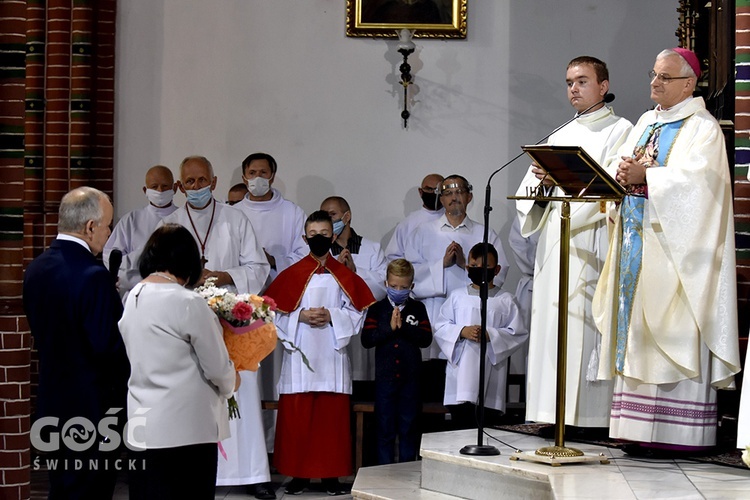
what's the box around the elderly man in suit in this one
[24,186,130,499]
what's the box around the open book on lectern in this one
[522,145,626,198]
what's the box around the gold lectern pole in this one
[534,200,582,458]
[509,197,610,466]
[509,143,623,466]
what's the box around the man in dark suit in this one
[24,186,130,499]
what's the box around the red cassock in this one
[265,254,375,478]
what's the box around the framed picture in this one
[346,0,467,39]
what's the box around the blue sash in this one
[614,119,686,372]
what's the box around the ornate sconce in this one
[397,29,416,128]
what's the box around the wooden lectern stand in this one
[509,145,625,466]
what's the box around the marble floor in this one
[30,469,356,499]
[353,429,750,500]
[30,429,750,499]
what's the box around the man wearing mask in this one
[385,173,444,262]
[320,196,387,382]
[104,165,178,300]
[236,152,307,287]
[265,211,376,496]
[404,175,509,356]
[403,174,509,405]
[160,156,273,498]
[233,152,306,498]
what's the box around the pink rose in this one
[262,295,277,311]
[232,301,253,322]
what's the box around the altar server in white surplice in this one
[404,175,509,406]
[103,165,178,300]
[236,153,307,288]
[384,173,445,262]
[321,196,387,382]
[234,152,306,481]
[160,156,274,499]
[434,243,527,429]
[594,49,739,452]
[516,56,632,430]
[404,174,510,360]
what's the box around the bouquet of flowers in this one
[196,277,311,418]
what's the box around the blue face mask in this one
[386,287,410,305]
[186,185,213,208]
[332,219,346,236]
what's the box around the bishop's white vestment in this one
[593,97,740,448]
[516,105,632,427]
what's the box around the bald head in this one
[321,196,350,214]
[422,173,443,189]
[144,165,175,192]
[419,173,444,211]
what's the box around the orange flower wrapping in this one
[220,318,277,371]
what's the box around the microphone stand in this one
[459,95,612,456]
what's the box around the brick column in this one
[736,1,750,336]
[0,1,117,498]
[0,0,31,498]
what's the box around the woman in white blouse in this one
[119,224,239,499]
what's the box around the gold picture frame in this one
[346,0,467,39]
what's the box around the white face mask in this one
[145,188,174,207]
[245,176,271,197]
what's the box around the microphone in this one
[108,249,122,283]
[487,93,615,184]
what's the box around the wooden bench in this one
[261,400,449,471]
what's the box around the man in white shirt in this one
[514,56,632,433]
[384,173,444,262]
[320,196,388,382]
[161,156,274,499]
[103,165,178,299]
[404,174,509,405]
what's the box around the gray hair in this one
[179,155,214,178]
[656,49,696,78]
[58,187,109,233]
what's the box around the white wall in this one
[114,0,678,291]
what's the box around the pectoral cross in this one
[200,255,208,268]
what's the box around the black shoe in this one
[252,482,276,499]
[284,478,309,496]
[321,478,350,496]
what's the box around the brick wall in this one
[0,1,117,499]
[737,2,750,339]
[0,0,32,497]
[0,317,31,500]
